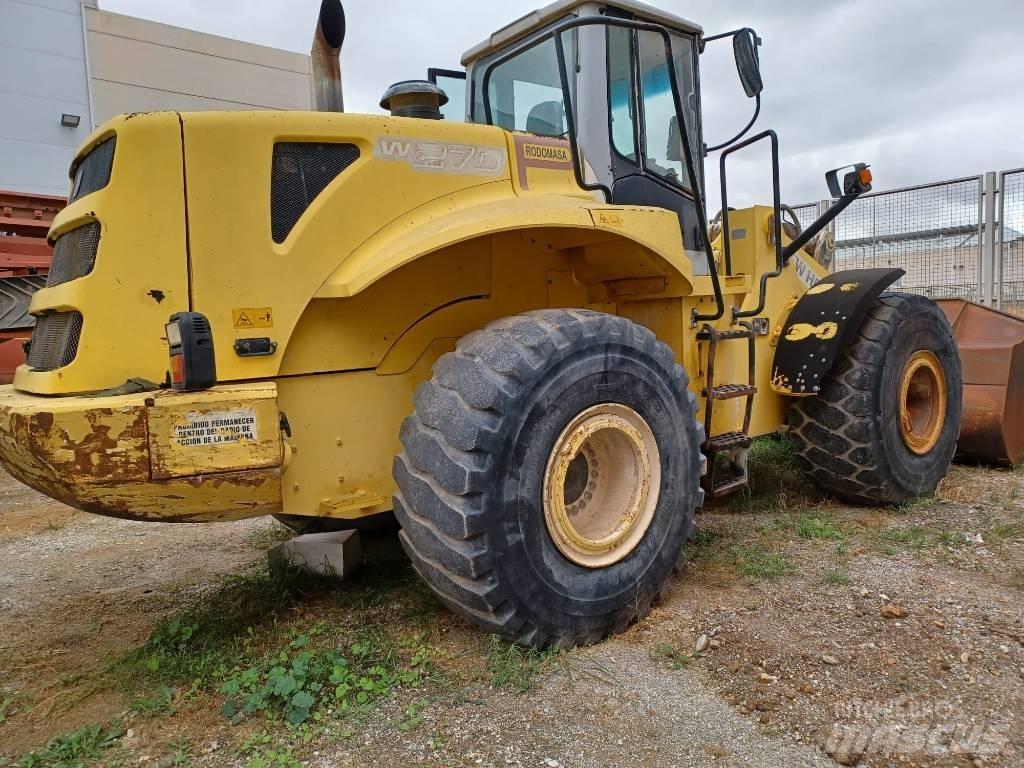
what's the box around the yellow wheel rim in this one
[542,404,660,568]
[898,350,947,455]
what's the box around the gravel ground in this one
[0,462,1022,767]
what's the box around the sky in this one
[99,0,1024,208]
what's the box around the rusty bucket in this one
[936,299,1024,466]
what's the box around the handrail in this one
[722,130,782,321]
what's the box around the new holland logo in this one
[375,138,506,176]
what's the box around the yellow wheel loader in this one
[0,0,962,648]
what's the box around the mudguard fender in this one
[770,267,905,396]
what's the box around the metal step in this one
[697,327,754,342]
[709,383,757,401]
[706,431,753,453]
[711,474,749,498]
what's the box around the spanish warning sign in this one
[173,408,258,448]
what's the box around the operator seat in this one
[526,101,565,137]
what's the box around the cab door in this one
[606,26,707,267]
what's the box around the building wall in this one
[0,0,95,195]
[85,8,312,123]
[0,2,311,195]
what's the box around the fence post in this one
[818,199,833,272]
[981,171,998,306]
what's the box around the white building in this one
[1,0,312,196]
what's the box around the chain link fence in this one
[788,203,822,233]
[1000,169,1024,316]
[790,171,1024,316]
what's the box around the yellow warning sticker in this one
[596,211,624,227]
[232,308,273,329]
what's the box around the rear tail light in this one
[166,312,216,391]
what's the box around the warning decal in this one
[232,308,273,329]
[173,408,259,448]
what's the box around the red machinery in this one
[0,190,64,383]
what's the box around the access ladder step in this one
[711,475,749,498]
[706,431,753,453]
[709,384,757,400]
[697,328,754,342]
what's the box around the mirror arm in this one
[705,92,760,154]
[702,28,762,48]
[781,192,860,262]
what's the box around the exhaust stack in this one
[310,0,346,112]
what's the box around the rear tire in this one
[393,310,703,648]
[789,293,962,505]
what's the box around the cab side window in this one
[428,68,468,122]
[607,27,702,191]
[608,26,638,163]
[476,34,576,136]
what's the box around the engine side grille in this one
[271,142,360,243]
[69,137,116,203]
[46,222,101,287]
[26,311,84,371]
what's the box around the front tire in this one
[789,293,962,505]
[393,310,703,648]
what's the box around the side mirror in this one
[733,29,763,98]
[826,163,873,198]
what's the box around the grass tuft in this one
[877,525,929,555]
[124,564,335,689]
[651,643,693,669]
[730,436,819,514]
[486,636,556,693]
[731,543,794,582]
[821,567,851,586]
[218,626,433,726]
[17,724,123,768]
[795,515,845,541]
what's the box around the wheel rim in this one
[542,404,660,568]
[898,350,947,455]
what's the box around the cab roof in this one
[461,0,703,66]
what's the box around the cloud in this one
[99,0,1022,206]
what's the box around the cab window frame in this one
[605,24,703,197]
[427,67,468,122]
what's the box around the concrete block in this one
[268,529,361,580]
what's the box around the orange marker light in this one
[170,353,185,385]
[858,167,873,186]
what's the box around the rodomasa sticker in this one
[374,138,506,176]
[513,134,573,189]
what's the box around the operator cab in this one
[430,0,724,273]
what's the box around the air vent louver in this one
[271,142,360,243]
[70,137,116,202]
[26,311,84,371]
[46,222,101,287]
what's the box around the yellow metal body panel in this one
[15,113,190,395]
[0,383,282,521]
[1,108,830,524]
[276,344,449,520]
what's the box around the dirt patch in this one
[0,473,276,756]
[0,459,1022,767]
